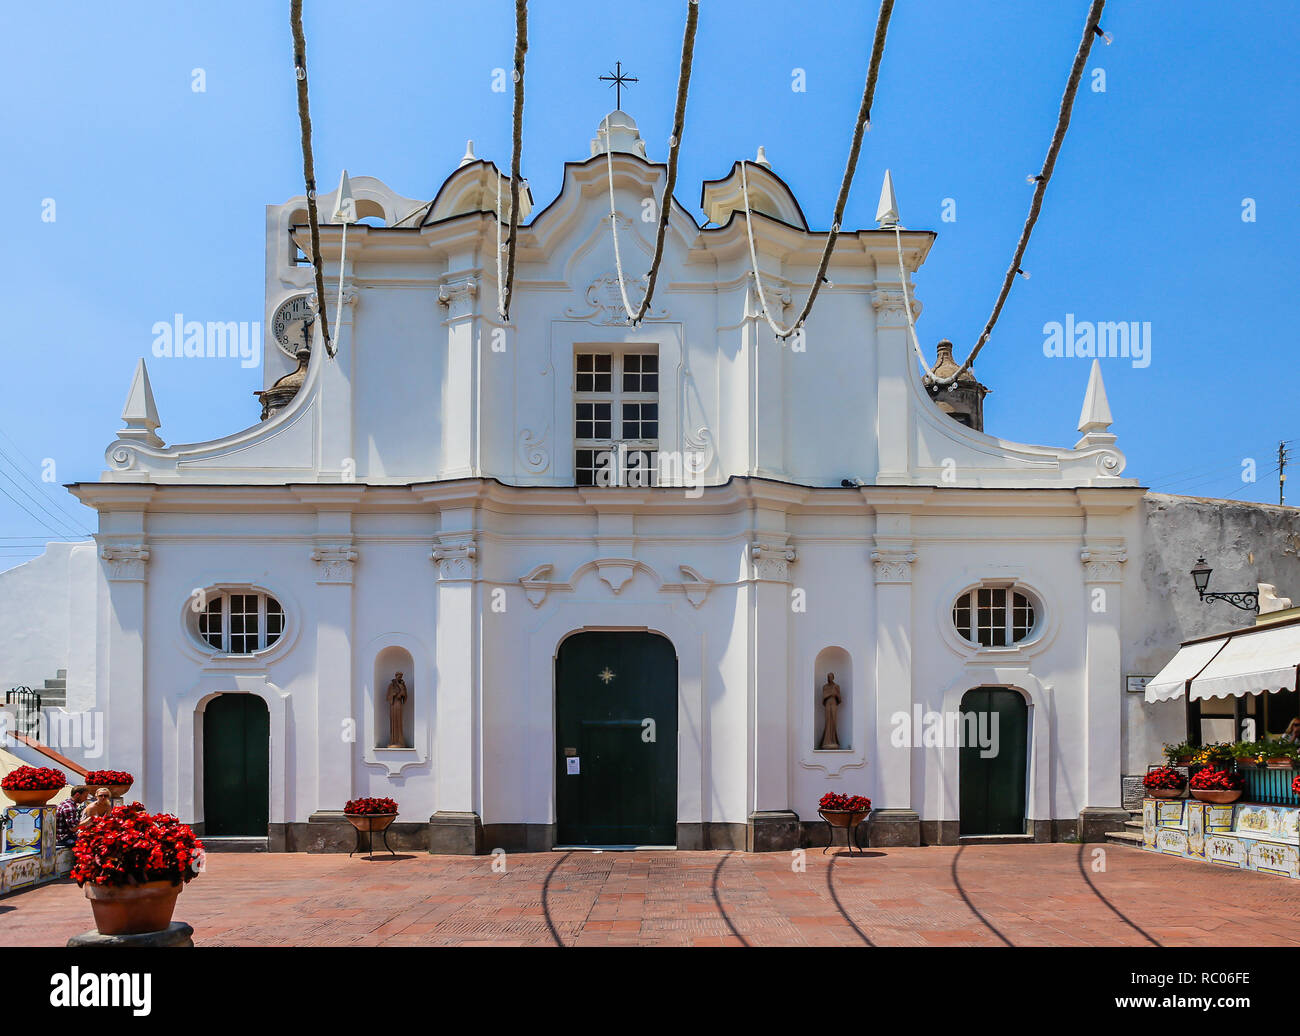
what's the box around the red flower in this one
[84,770,134,786]
[1142,766,1185,791]
[1,765,67,791]
[818,792,871,813]
[70,806,204,888]
[343,797,399,816]
[1189,767,1244,791]
[1291,774,1300,797]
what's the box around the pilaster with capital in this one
[310,530,357,811]
[1080,541,1127,814]
[872,534,920,840]
[438,276,481,480]
[871,287,917,480]
[99,535,150,800]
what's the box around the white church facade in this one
[28,110,1289,853]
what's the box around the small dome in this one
[255,347,310,421]
[931,340,979,383]
[591,110,648,159]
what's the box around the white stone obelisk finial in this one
[459,140,477,167]
[1075,359,1116,449]
[331,169,357,224]
[119,358,163,447]
[876,169,901,229]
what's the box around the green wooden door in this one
[556,631,677,846]
[959,687,1028,836]
[203,694,270,836]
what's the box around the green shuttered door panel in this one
[203,693,270,836]
[556,631,678,846]
[959,687,1028,836]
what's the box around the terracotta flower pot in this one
[3,787,60,807]
[1146,787,1184,799]
[344,812,397,832]
[1266,759,1295,770]
[84,880,183,936]
[1174,756,1195,767]
[1236,760,1259,770]
[818,809,869,829]
[106,784,132,800]
[1190,788,1243,804]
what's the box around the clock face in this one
[271,293,316,358]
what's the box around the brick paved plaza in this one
[4,842,1298,947]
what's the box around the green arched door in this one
[555,631,678,847]
[959,687,1028,836]
[203,694,270,836]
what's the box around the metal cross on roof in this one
[598,61,638,110]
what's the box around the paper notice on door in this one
[566,757,580,775]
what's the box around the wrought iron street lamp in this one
[1189,555,1259,612]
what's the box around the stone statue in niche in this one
[386,672,409,748]
[819,673,842,750]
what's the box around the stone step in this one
[1104,830,1143,847]
[957,834,1036,846]
[1124,819,1143,830]
[202,836,268,853]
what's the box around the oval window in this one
[952,586,1036,647]
[194,591,285,654]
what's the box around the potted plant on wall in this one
[1,765,67,807]
[1142,766,1186,799]
[343,797,399,858]
[84,770,135,800]
[1231,742,1266,770]
[1188,767,1246,804]
[1162,742,1196,767]
[72,805,204,936]
[1264,742,1298,769]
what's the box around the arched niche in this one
[813,647,852,751]
[374,646,414,749]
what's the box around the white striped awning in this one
[1190,620,1300,701]
[1145,636,1230,703]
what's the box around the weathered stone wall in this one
[1125,492,1300,774]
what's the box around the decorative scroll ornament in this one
[520,563,556,608]
[1080,546,1127,583]
[517,426,551,473]
[100,543,150,581]
[870,288,913,327]
[431,536,477,580]
[437,278,478,319]
[311,543,358,584]
[751,542,797,581]
[870,548,918,584]
[566,270,668,325]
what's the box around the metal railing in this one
[5,686,41,738]
[1241,766,1300,806]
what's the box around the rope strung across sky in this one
[741,0,895,340]
[498,0,529,322]
[917,0,1107,387]
[605,0,699,325]
[289,0,333,357]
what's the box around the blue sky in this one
[1,0,1297,570]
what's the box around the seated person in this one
[78,787,113,828]
[1283,717,1300,743]
[55,786,89,846]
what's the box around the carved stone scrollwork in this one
[751,542,796,581]
[106,444,140,471]
[565,270,669,325]
[311,543,358,584]
[437,279,478,320]
[517,426,551,474]
[870,548,918,584]
[870,288,915,329]
[100,543,150,581]
[1080,546,1127,583]
[431,536,477,581]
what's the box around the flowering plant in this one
[818,792,871,813]
[1192,743,1235,768]
[1162,741,1196,761]
[343,797,399,815]
[1189,767,1245,791]
[1,765,67,791]
[84,769,134,786]
[71,806,204,888]
[1292,774,1300,796]
[1142,766,1185,791]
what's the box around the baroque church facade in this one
[59,110,1200,852]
